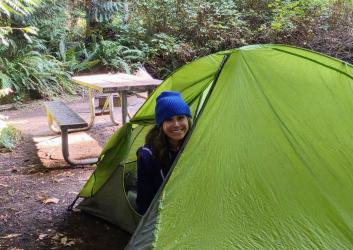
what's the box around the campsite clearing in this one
[0,96,142,249]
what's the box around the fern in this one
[88,0,122,23]
[0,46,74,98]
[95,40,144,73]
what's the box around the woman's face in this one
[162,115,189,145]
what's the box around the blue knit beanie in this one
[155,91,191,127]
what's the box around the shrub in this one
[0,120,21,151]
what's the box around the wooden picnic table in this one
[72,73,162,127]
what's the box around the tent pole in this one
[167,54,230,175]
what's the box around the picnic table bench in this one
[44,101,98,166]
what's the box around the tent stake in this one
[67,196,79,211]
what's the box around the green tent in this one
[74,44,353,249]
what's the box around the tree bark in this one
[84,0,99,42]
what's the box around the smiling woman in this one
[135,91,192,214]
[162,115,190,151]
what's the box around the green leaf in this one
[22,26,38,35]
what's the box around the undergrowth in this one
[0,119,21,151]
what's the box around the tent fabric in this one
[78,166,140,233]
[130,53,225,123]
[78,122,133,197]
[77,44,353,249]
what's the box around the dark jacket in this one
[136,145,178,214]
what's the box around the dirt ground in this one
[0,95,145,249]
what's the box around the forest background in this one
[0,0,352,148]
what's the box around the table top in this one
[72,73,162,93]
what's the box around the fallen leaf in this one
[43,198,59,204]
[59,236,77,246]
[60,236,67,245]
[37,194,49,202]
[38,233,47,240]
[0,233,21,239]
[37,194,60,204]
[51,233,63,241]
[66,240,75,246]
[51,234,59,241]
[8,189,16,196]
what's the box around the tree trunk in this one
[84,0,98,41]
